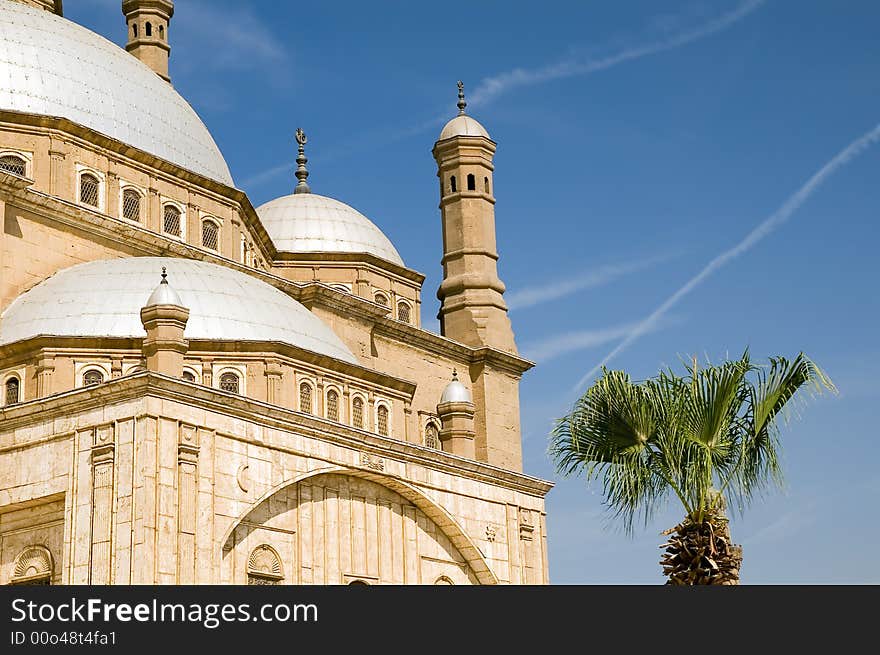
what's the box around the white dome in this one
[0,257,357,364]
[0,1,234,186]
[256,193,404,267]
[439,114,490,141]
[440,377,472,404]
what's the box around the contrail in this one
[507,252,679,311]
[571,122,880,395]
[241,0,766,190]
[468,0,767,108]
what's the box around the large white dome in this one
[256,193,404,267]
[0,257,357,364]
[0,1,234,186]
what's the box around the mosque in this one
[0,0,550,585]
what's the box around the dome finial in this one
[161,266,168,283]
[294,128,311,195]
[456,80,467,115]
[452,368,459,380]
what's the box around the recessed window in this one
[132,23,138,38]
[377,404,389,436]
[122,188,141,222]
[397,301,411,324]
[374,293,388,307]
[425,422,439,449]
[146,21,152,37]
[4,376,20,405]
[220,372,240,394]
[202,219,219,251]
[326,389,339,422]
[83,369,104,386]
[79,173,100,207]
[467,173,476,191]
[450,175,457,193]
[0,154,26,177]
[352,396,364,429]
[159,24,165,40]
[300,382,313,414]
[182,370,196,383]
[484,176,490,193]
[163,204,181,237]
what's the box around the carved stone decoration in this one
[359,451,385,472]
[12,546,53,584]
[519,508,535,542]
[485,524,498,542]
[236,463,250,493]
[247,544,283,585]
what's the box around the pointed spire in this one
[456,80,467,115]
[145,266,184,307]
[294,127,311,194]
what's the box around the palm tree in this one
[550,351,834,585]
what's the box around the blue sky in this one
[71,0,879,583]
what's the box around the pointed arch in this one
[220,465,499,585]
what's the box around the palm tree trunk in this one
[659,507,743,585]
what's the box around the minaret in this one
[436,371,476,460]
[433,81,517,353]
[140,267,189,378]
[122,0,174,82]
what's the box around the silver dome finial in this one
[452,368,459,380]
[456,81,467,115]
[294,128,311,195]
[161,266,167,283]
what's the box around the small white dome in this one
[0,257,357,364]
[256,193,404,267]
[0,2,234,185]
[440,375,472,404]
[438,115,490,141]
[145,277,183,307]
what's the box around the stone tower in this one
[433,82,517,353]
[122,0,174,82]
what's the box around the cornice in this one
[0,373,554,496]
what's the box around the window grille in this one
[5,377,20,405]
[425,423,439,449]
[375,293,388,307]
[300,383,312,414]
[202,220,219,250]
[377,405,389,436]
[122,188,141,221]
[0,154,26,176]
[219,372,240,394]
[83,370,104,386]
[327,389,339,421]
[163,204,181,236]
[182,371,196,383]
[397,302,411,324]
[352,397,364,428]
[80,173,100,207]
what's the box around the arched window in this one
[326,389,339,421]
[352,396,364,429]
[348,579,370,586]
[83,369,104,386]
[377,404,389,436]
[163,204,181,237]
[484,176,490,193]
[425,422,439,449]
[219,372,240,394]
[450,175,457,193]
[132,23,138,38]
[159,24,165,40]
[299,382,313,414]
[79,173,100,207]
[182,370,196,383]
[146,21,152,37]
[247,545,283,585]
[4,376,20,405]
[0,154,26,177]
[434,575,454,585]
[122,188,141,222]
[201,219,219,251]
[10,546,53,585]
[467,173,476,191]
[374,293,388,307]
[397,301,411,324]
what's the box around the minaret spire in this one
[457,80,467,115]
[294,128,311,195]
[122,1,175,83]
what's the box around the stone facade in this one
[0,0,551,585]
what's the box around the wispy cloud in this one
[173,1,287,73]
[522,316,681,364]
[468,0,766,108]
[506,252,679,311]
[571,122,880,395]
[240,0,765,189]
